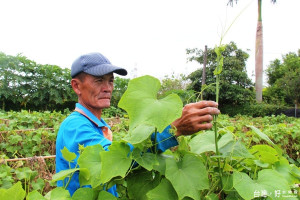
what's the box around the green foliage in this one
[0,52,77,111]
[158,74,195,105]
[186,42,255,105]
[233,169,290,200]
[1,76,300,199]
[220,102,289,117]
[265,50,300,105]
[0,181,25,200]
[1,109,299,199]
[0,110,65,159]
[102,106,126,118]
[111,77,130,108]
[118,75,183,132]
[47,76,298,199]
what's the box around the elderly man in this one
[55,52,219,196]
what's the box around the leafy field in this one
[0,98,299,199]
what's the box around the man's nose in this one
[102,81,113,92]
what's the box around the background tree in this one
[158,73,195,105]
[228,0,277,103]
[0,52,22,110]
[186,42,255,106]
[0,52,76,111]
[111,76,130,108]
[265,50,300,108]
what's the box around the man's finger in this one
[185,101,217,110]
[196,107,220,116]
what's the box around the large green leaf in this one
[189,131,233,155]
[146,178,178,200]
[72,188,95,200]
[118,75,183,132]
[77,144,104,187]
[250,145,279,165]
[153,153,174,175]
[219,140,254,159]
[0,182,25,200]
[97,190,117,200]
[126,170,160,200]
[274,157,300,185]
[27,190,46,200]
[233,169,292,200]
[123,123,155,144]
[100,142,132,183]
[165,154,209,199]
[248,125,283,155]
[49,187,71,200]
[132,148,159,171]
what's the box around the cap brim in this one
[84,64,127,76]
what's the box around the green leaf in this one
[100,142,132,183]
[204,193,219,200]
[274,157,300,185]
[213,44,226,75]
[77,144,104,187]
[15,167,37,181]
[118,75,183,132]
[233,169,291,200]
[189,131,233,154]
[72,188,95,200]
[51,168,80,182]
[153,154,173,175]
[123,123,155,144]
[189,131,215,154]
[60,146,77,162]
[126,170,160,200]
[97,190,117,200]
[132,148,159,171]
[248,126,274,144]
[27,190,46,200]
[31,178,45,191]
[165,154,209,199]
[250,145,279,165]
[146,178,178,200]
[0,182,25,200]
[219,140,254,159]
[49,187,71,200]
[248,126,283,155]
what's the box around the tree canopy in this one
[265,50,300,106]
[186,42,255,106]
[0,52,77,111]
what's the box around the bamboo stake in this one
[1,155,56,163]
[0,127,54,134]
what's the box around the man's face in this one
[77,73,114,112]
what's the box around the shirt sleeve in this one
[150,125,178,152]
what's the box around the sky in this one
[1,0,299,85]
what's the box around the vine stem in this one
[214,72,223,196]
[154,128,158,154]
[213,115,223,188]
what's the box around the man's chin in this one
[98,100,111,108]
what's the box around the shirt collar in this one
[75,103,110,128]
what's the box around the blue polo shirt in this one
[55,103,178,196]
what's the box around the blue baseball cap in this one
[71,52,127,78]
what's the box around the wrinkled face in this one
[75,73,114,113]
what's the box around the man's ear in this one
[71,79,81,95]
